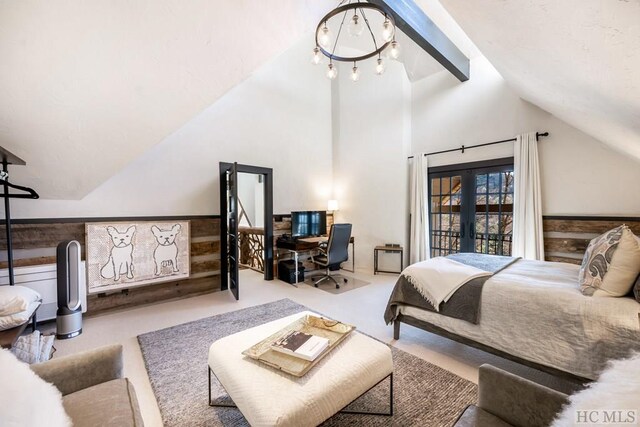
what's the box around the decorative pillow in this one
[0,348,72,427]
[579,225,640,297]
[0,301,41,331]
[552,352,640,426]
[0,285,41,316]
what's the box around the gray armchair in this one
[30,344,144,427]
[454,364,569,427]
[311,223,352,289]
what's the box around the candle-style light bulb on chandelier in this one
[318,23,332,49]
[312,0,400,81]
[348,14,364,37]
[311,47,323,65]
[351,63,360,81]
[326,62,338,80]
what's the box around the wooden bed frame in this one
[393,313,590,384]
[392,216,640,385]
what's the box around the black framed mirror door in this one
[219,163,274,300]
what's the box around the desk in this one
[275,241,316,288]
[275,236,355,286]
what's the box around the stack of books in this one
[271,330,330,361]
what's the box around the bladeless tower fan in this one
[56,240,83,339]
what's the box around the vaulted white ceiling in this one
[2,0,479,201]
[0,0,326,199]
[440,0,640,160]
[7,0,634,202]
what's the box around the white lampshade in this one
[328,200,339,211]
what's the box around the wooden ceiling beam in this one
[369,0,470,82]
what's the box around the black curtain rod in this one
[407,132,549,159]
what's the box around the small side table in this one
[374,246,404,275]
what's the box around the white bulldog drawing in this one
[151,224,181,276]
[100,226,136,281]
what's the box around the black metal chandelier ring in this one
[314,3,395,63]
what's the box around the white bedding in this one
[401,257,492,310]
[0,300,41,331]
[397,259,640,380]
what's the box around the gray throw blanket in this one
[384,253,520,325]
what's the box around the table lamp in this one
[327,200,339,212]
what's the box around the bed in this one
[385,256,640,381]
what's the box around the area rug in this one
[303,274,371,294]
[138,299,477,426]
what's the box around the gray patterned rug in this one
[138,299,477,426]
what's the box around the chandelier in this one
[313,1,400,81]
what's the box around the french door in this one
[428,158,514,257]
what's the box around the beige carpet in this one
[138,299,477,426]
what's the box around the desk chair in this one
[311,223,352,289]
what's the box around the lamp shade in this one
[328,200,339,211]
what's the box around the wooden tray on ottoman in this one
[242,314,355,377]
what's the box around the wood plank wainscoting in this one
[0,216,221,316]
[543,216,640,264]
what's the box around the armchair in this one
[30,345,144,426]
[454,364,569,427]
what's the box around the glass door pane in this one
[474,170,514,256]
[429,174,463,257]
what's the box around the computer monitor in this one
[291,211,327,238]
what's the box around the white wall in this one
[237,173,256,227]
[332,60,412,272]
[412,56,640,216]
[0,1,327,200]
[11,37,333,218]
[237,173,265,228]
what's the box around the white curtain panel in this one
[513,132,545,260]
[409,153,430,264]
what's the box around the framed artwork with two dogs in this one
[85,220,190,294]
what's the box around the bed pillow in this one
[0,285,41,316]
[579,225,640,297]
[0,301,41,331]
[0,348,72,427]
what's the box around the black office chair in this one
[311,223,352,289]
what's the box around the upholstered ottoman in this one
[208,311,393,427]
